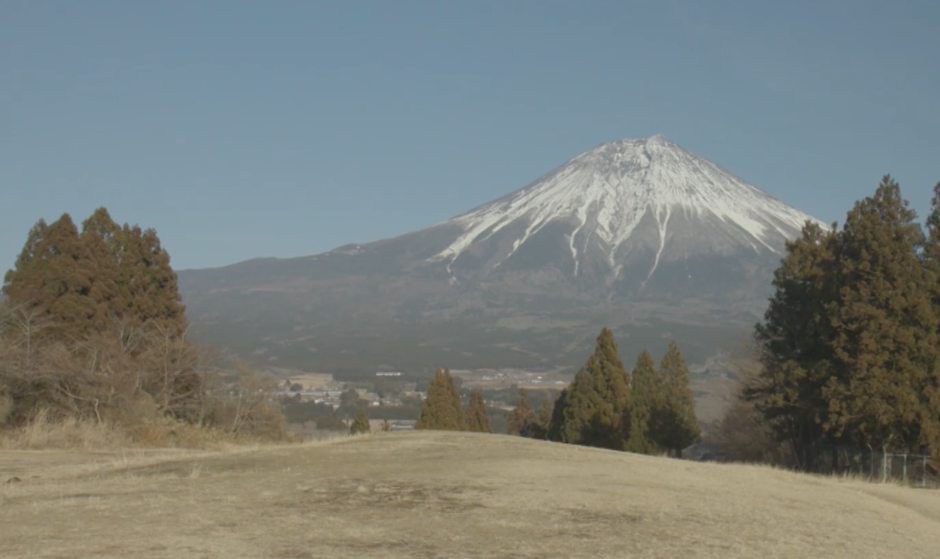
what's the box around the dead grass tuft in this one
[0,409,130,450]
[0,409,303,451]
[125,416,268,450]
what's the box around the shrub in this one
[350,410,371,435]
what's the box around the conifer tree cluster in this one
[2,207,186,340]
[464,390,491,433]
[415,368,465,431]
[507,388,544,438]
[0,208,287,440]
[547,328,631,449]
[415,370,496,433]
[545,328,699,455]
[751,176,940,468]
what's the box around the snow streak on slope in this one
[430,135,823,276]
[646,205,671,283]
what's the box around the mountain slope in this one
[177,136,823,375]
[433,135,819,282]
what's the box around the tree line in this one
[415,328,700,457]
[0,208,289,441]
[414,367,491,433]
[733,176,940,471]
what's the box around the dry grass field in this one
[1,432,939,558]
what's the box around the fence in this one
[810,446,934,487]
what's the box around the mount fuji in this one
[428,134,819,290]
[178,136,823,377]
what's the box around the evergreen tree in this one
[654,340,700,456]
[82,207,186,332]
[626,350,659,454]
[1,209,202,425]
[79,225,121,334]
[507,388,542,437]
[551,328,632,450]
[350,410,371,435]
[538,397,553,434]
[3,218,48,306]
[415,367,464,431]
[922,181,940,457]
[2,214,101,339]
[80,207,126,329]
[546,388,568,442]
[464,390,491,433]
[81,207,124,257]
[3,208,188,340]
[925,181,940,269]
[751,221,841,467]
[824,176,936,451]
[754,176,940,467]
[115,223,187,333]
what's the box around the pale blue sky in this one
[2,0,938,271]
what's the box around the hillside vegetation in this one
[0,208,290,444]
[2,432,938,559]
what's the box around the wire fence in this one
[809,446,934,487]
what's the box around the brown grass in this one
[1,432,938,558]
[0,411,291,452]
[0,410,132,451]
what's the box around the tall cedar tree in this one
[79,223,121,334]
[653,340,700,456]
[350,410,371,435]
[551,328,632,450]
[3,208,187,341]
[2,210,203,424]
[754,176,940,465]
[751,221,841,467]
[546,388,568,442]
[3,214,102,340]
[507,388,542,438]
[464,390,491,433]
[415,368,464,431]
[538,397,553,434]
[824,176,936,451]
[83,208,187,333]
[626,350,659,454]
[923,182,940,456]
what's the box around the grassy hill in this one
[1,432,939,558]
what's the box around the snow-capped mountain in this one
[431,135,821,283]
[177,136,824,376]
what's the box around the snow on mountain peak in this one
[430,136,823,278]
